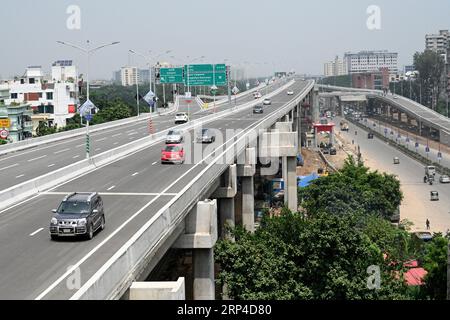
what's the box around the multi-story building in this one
[121,67,140,86]
[344,51,398,74]
[0,103,33,142]
[404,65,415,74]
[323,56,347,77]
[425,30,449,54]
[351,68,390,90]
[0,62,79,129]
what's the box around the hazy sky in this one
[1,0,449,79]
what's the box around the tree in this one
[215,210,411,300]
[414,50,446,110]
[420,234,449,300]
[298,158,403,220]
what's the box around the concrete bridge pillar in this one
[260,130,298,212]
[237,148,256,233]
[312,88,320,123]
[212,165,237,241]
[129,278,186,300]
[173,200,218,300]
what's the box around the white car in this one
[263,98,272,105]
[165,130,183,144]
[254,92,262,99]
[439,175,450,184]
[287,90,294,96]
[174,112,189,124]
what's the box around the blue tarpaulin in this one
[298,173,319,188]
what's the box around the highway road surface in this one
[0,80,308,300]
[0,80,286,192]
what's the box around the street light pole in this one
[57,40,120,159]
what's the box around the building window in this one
[38,93,43,98]
[29,78,35,84]
[46,92,53,100]
[11,93,18,99]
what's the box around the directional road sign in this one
[184,64,227,86]
[232,86,240,95]
[160,68,184,84]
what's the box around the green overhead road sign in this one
[160,67,184,84]
[185,64,227,86]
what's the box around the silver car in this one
[165,130,183,144]
[439,175,450,183]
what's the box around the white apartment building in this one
[426,30,449,54]
[1,62,79,129]
[344,51,398,74]
[324,56,347,77]
[121,67,140,86]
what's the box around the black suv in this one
[49,192,105,240]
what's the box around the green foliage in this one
[420,234,449,300]
[298,157,403,220]
[215,210,410,300]
[0,139,7,145]
[413,50,446,109]
[36,121,57,136]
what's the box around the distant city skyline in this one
[0,0,449,79]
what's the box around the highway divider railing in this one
[347,117,450,177]
[0,105,178,157]
[69,80,315,300]
[0,80,298,213]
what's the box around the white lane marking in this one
[73,155,80,159]
[132,172,139,177]
[107,186,115,191]
[95,138,107,142]
[76,144,84,148]
[54,148,70,155]
[152,161,158,165]
[0,163,19,172]
[16,174,25,179]
[127,132,138,136]
[112,133,121,138]
[126,130,135,134]
[48,164,55,168]
[95,148,101,151]
[27,155,47,162]
[29,228,44,237]
[113,142,119,145]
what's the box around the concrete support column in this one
[219,198,235,240]
[129,278,185,300]
[312,89,320,123]
[286,156,298,212]
[297,104,302,151]
[193,249,215,300]
[241,176,255,233]
[173,200,218,301]
[418,120,423,136]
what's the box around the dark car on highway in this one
[49,192,105,241]
[368,132,374,139]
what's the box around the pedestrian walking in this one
[426,219,430,230]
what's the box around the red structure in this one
[313,121,336,147]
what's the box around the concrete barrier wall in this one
[0,105,178,156]
[0,80,297,212]
[69,80,315,300]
